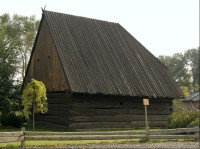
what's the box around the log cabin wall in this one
[39,93,172,129]
[23,18,69,92]
[68,94,173,129]
[39,93,71,126]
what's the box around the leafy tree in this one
[158,53,191,89]
[22,79,47,130]
[0,13,39,81]
[184,48,199,92]
[0,14,19,114]
[180,86,190,97]
[0,13,39,115]
[10,14,39,79]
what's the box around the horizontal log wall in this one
[39,93,173,129]
[39,93,70,126]
[69,94,173,129]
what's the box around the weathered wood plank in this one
[69,115,168,122]
[46,110,69,116]
[36,121,68,128]
[71,95,172,103]
[150,127,200,135]
[70,109,171,116]
[0,132,23,137]
[25,130,146,135]
[71,102,171,110]
[47,98,68,104]
[150,135,199,139]
[47,93,68,98]
[48,103,68,110]
[0,136,24,143]
[26,135,146,141]
[41,115,68,125]
[69,121,167,129]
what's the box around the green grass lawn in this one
[0,138,194,148]
[0,139,141,148]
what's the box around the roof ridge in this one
[43,10,119,25]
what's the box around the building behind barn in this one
[23,10,183,129]
[182,92,200,111]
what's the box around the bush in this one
[1,112,23,128]
[188,118,199,127]
[168,110,199,128]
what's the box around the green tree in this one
[180,86,190,97]
[10,14,39,79]
[22,79,48,130]
[0,13,39,81]
[184,48,199,92]
[158,53,191,89]
[0,14,19,114]
[0,13,39,114]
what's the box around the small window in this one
[48,56,50,59]
[120,102,123,105]
[37,58,39,62]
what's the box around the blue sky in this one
[0,0,199,56]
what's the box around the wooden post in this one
[143,99,149,138]
[145,105,149,137]
[21,127,25,147]
[195,129,199,142]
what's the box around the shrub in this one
[138,137,150,143]
[168,110,199,128]
[1,112,23,128]
[188,118,199,127]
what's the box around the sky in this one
[0,0,199,56]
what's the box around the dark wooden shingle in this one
[44,10,182,98]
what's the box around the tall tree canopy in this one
[0,13,39,113]
[184,48,199,92]
[0,14,18,113]
[0,13,39,81]
[158,47,199,93]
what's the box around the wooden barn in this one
[23,10,183,129]
[182,92,200,111]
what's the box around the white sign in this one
[143,99,149,106]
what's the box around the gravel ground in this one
[22,142,199,149]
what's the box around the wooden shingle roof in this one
[183,92,200,101]
[43,10,182,98]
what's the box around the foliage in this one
[1,113,23,128]
[188,118,199,127]
[180,86,190,97]
[0,13,39,114]
[22,79,47,119]
[184,48,200,92]
[172,99,183,111]
[0,13,39,81]
[0,14,19,113]
[168,110,199,128]
[138,137,150,143]
[158,53,191,89]
[158,47,199,92]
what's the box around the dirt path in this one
[23,141,199,149]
